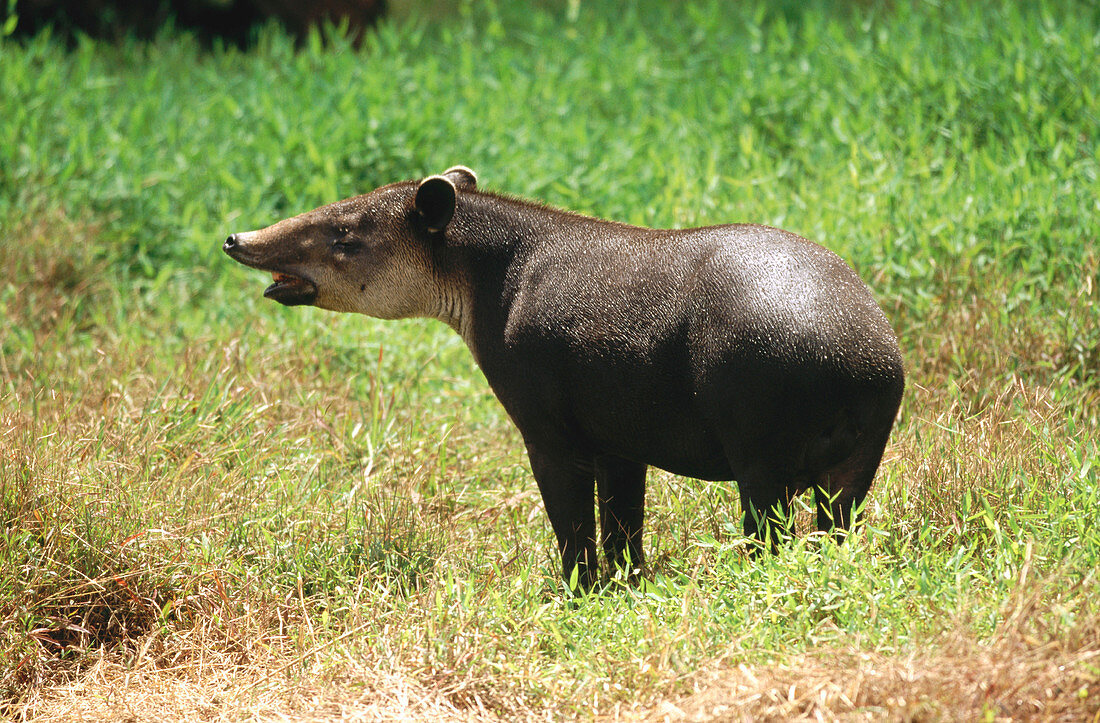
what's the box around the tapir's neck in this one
[432,191,576,362]
[426,272,474,344]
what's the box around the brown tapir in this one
[223,166,904,589]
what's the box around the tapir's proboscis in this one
[224,166,904,590]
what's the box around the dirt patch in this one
[639,626,1100,722]
[14,649,508,722]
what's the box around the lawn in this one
[1,0,1098,719]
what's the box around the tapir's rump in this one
[224,166,904,590]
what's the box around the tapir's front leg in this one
[524,441,598,591]
[596,455,647,579]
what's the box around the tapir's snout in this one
[222,231,256,263]
[223,231,264,262]
[222,229,319,307]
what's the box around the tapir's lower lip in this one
[263,272,317,306]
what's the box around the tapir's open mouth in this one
[264,271,318,306]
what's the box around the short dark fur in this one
[225,167,905,590]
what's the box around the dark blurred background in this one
[5,0,388,44]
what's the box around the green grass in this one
[2,0,1099,719]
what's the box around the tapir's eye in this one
[332,227,360,252]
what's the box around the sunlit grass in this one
[2,0,1098,719]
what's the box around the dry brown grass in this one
[878,374,1083,548]
[17,640,508,722]
[639,620,1100,722]
[0,202,111,338]
[891,251,1100,393]
[17,601,1099,723]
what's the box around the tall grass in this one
[2,0,1098,719]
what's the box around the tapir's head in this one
[223,166,476,319]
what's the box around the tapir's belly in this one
[584,405,734,480]
[559,362,738,480]
[605,435,735,482]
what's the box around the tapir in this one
[223,166,905,589]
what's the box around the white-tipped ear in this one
[442,165,478,191]
[415,175,457,232]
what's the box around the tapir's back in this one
[503,215,900,385]
[680,223,903,388]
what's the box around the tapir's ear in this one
[415,175,456,233]
[442,165,478,191]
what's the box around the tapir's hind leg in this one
[716,428,800,552]
[736,468,799,553]
[813,424,894,538]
